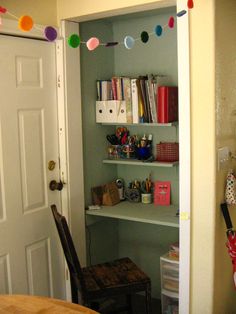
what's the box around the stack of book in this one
[169,242,179,260]
[96,75,178,124]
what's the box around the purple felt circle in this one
[44,26,57,42]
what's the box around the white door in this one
[0,35,66,298]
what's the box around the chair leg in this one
[145,282,152,314]
[70,275,79,304]
[126,294,133,314]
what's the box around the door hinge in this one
[57,75,61,88]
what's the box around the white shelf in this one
[86,201,179,227]
[103,158,179,167]
[100,122,178,127]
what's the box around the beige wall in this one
[214,0,236,313]
[1,0,58,26]
[57,0,175,21]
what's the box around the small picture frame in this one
[154,181,171,206]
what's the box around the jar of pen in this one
[135,134,153,160]
[125,174,153,204]
[106,127,153,161]
[141,174,152,204]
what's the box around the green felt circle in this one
[141,31,149,43]
[68,34,81,48]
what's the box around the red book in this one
[157,86,178,123]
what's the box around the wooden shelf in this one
[86,201,179,227]
[100,122,178,127]
[103,159,179,167]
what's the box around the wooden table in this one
[0,295,99,313]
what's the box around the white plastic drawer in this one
[161,261,179,279]
[161,290,179,314]
[160,254,179,293]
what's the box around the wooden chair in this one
[51,204,151,314]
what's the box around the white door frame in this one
[0,18,82,301]
[61,0,191,312]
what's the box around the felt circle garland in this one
[155,25,163,37]
[86,37,100,51]
[1,1,194,50]
[68,34,81,48]
[168,16,175,29]
[18,15,33,31]
[0,6,7,14]
[177,10,187,17]
[141,31,149,43]
[187,0,194,9]
[105,42,118,47]
[124,36,135,49]
[44,26,57,41]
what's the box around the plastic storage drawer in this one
[160,254,179,293]
[161,289,179,314]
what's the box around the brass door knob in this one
[49,180,64,191]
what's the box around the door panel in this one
[0,35,65,298]
[18,109,46,211]
[0,254,11,294]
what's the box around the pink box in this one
[154,181,171,206]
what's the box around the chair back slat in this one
[51,205,86,303]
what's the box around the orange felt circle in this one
[18,15,34,31]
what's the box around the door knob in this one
[49,180,64,191]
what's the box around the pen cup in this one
[107,145,121,159]
[141,193,152,204]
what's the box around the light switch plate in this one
[218,146,230,170]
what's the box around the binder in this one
[131,78,139,124]
[157,86,178,123]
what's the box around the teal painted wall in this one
[80,20,120,264]
[113,9,178,81]
[80,20,117,207]
[80,7,179,299]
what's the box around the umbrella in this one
[221,203,236,288]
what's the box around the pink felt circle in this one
[168,16,175,29]
[0,6,7,14]
[86,37,100,51]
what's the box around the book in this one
[154,181,171,206]
[96,80,112,101]
[111,77,118,100]
[112,76,123,101]
[153,75,170,122]
[139,76,149,122]
[131,78,139,124]
[121,77,132,123]
[157,86,178,123]
[146,75,156,123]
[136,78,145,123]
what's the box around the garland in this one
[0,0,194,50]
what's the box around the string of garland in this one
[0,0,194,50]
